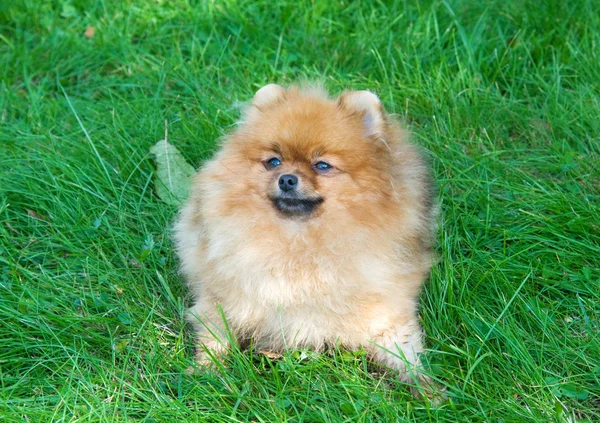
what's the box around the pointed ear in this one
[338,90,385,137]
[252,84,286,110]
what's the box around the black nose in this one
[278,174,298,192]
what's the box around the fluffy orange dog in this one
[175,84,437,389]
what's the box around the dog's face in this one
[209,85,399,227]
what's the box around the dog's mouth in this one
[269,194,324,218]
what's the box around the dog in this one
[174,83,438,393]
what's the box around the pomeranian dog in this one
[174,83,437,393]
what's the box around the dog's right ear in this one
[252,84,286,111]
[239,84,286,125]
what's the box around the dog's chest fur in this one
[194,219,409,349]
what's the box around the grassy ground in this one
[1,0,599,421]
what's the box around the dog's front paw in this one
[407,373,447,405]
[258,350,283,359]
[187,343,228,375]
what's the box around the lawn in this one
[1,0,599,421]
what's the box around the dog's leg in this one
[367,318,442,400]
[187,301,231,369]
[368,318,423,379]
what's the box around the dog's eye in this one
[265,157,282,170]
[313,161,333,173]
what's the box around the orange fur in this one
[174,84,437,390]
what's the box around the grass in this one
[1,0,599,421]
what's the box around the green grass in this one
[1,0,599,421]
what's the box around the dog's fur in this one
[174,84,437,386]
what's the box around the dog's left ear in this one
[338,91,385,137]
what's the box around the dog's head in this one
[205,84,402,228]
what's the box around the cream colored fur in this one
[174,84,437,390]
